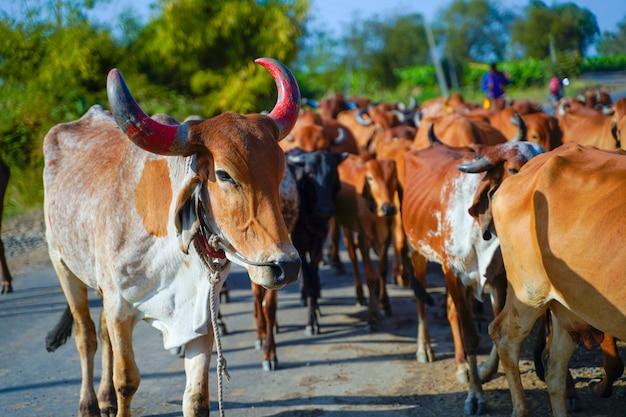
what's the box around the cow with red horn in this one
[44,58,301,417]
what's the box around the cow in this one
[402,137,546,415]
[483,142,626,417]
[612,97,626,148]
[0,157,13,294]
[556,99,619,150]
[521,111,563,151]
[245,149,300,371]
[329,154,400,330]
[43,58,302,417]
[287,148,345,336]
[280,109,357,155]
[412,113,510,150]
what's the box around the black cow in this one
[0,157,13,294]
[287,148,345,335]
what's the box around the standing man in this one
[481,62,510,110]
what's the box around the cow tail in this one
[46,304,74,352]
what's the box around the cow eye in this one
[216,170,236,184]
[508,167,519,175]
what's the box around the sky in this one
[1,0,624,38]
[74,0,625,37]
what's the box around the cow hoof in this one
[368,322,378,332]
[255,339,263,350]
[380,306,393,317]
[262,359,278,371]
[589,379,612,398]
[305,325,320,336]
[566,396,579,412]
[218,321,228,336]
[416,349,435,363]
[1,283,12,294]
[355,297,366,307]
[456,367,469,384]
[464,398,486,415]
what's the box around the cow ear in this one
[174,175,203,254]
[361,180,376,213]
[468,178,497,240]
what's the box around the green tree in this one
[598,16,626,55]
[510,0,599,59]
[435,0,514,63]
[132,0,308,117]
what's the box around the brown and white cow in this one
[43,58,301,417]
[485,142,626,417]
[0,157,13,294]
[402,139,546,415]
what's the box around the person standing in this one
[481,62,510,109]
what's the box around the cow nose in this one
[381,203,396,217]
[316,205,335,219]
[273,259,301,285]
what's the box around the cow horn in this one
[457,157,494,173]
[107,69,194,156]
[254,57,301,140]
[427,123,444,145]
[393,110,406,123]
[333,127,346,144]
[356,108,372,125]
[509,113,527,142]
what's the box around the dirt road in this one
[0,231,625,416]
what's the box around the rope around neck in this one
[208,262,230,417]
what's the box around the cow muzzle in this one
[246,256,301,290]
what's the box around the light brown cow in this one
[556,99,619,149]
[488,142,626,417]
[0,157,13,294]
[330,154,399,329]
[412,113,509,150]
[521,111,563,150]
[612,97,626,149]
[402,139,546,415]
[43,58,301,417]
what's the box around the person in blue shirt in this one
[481,62,510,109]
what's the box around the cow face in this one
[458,141,546,240]
[287,149,346,220]
[108,59,302,290]
[363,158,398,218]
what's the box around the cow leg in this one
[300,254,321,336]
[358,233,380,332]
[375,219,392,317]
[343,227,365,306]
[489,296,544,417]
[103,301,140,417]
[183,332,214,417]
[324,216,345,274]
[544,311,578,417]
[446,292,469,384]
[262,290,279,371]
[590,333,624,398]
[444,269,485,415]
[251,283,267,351]
[533,311,578,407]
[97,310,117,416]
[411,251,434,363]
[478,273,506,382]
[0,238,13,294]
[50,257,100,417]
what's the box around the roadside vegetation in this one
[1,0,625,218]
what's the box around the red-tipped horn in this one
[255,58,301,140]
[107,69,194,156]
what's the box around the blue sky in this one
[2,0,624,37]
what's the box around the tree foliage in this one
[598,16,626,55]
[133,0,307,116]
[435,0,514,63]
[510,0,599,59]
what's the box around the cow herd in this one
[1,58,625,416]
